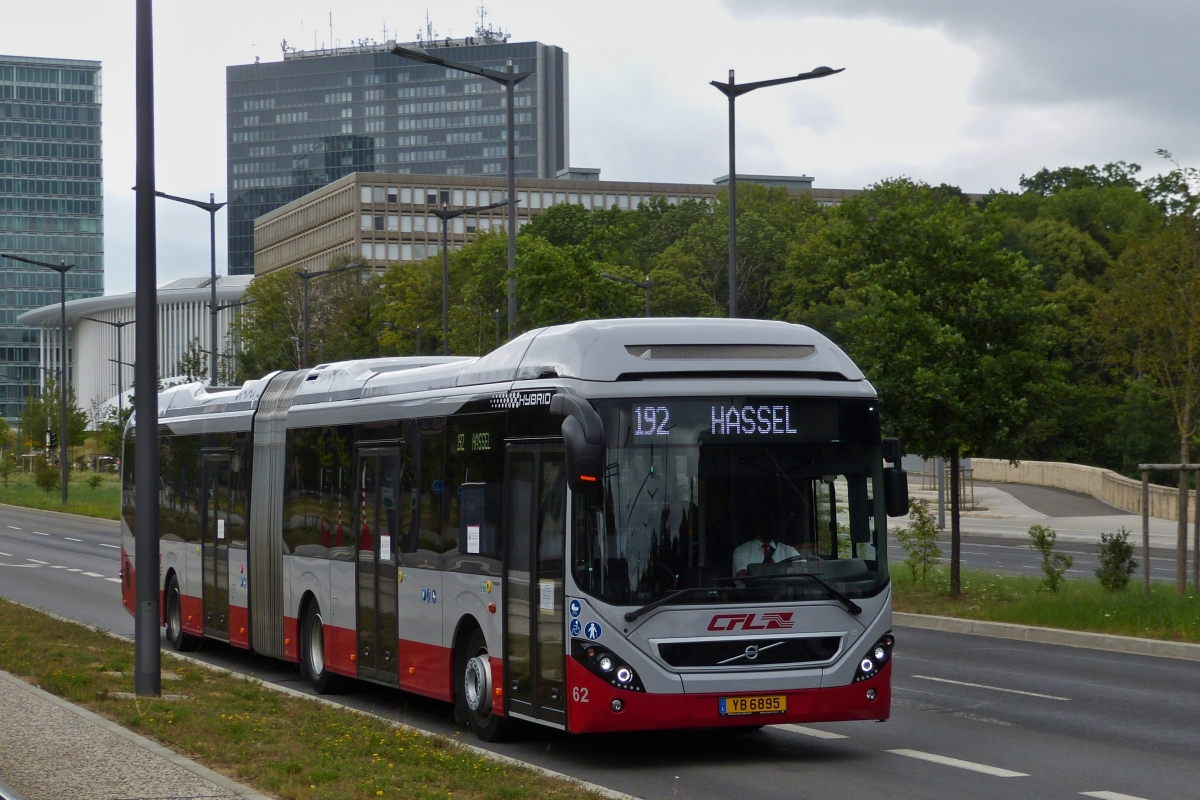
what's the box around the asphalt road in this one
[2,505,1198,799]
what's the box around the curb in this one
[0,501,119,526]
[0,776,28,800]
[3,601,641,800]
[894,612,1200,662]
[0,669,272,800]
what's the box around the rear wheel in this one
[301,601,340,694]
[164,575,200,652]
[460,628,511,742]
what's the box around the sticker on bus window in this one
[217,520,225,540]
[467,525,481,554]
[380,535,391,561]
[538,580,555,614]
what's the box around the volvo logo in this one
[744,645,760,661]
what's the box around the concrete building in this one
[254,171,859,276]
[226,28,569,275]
[0,54,103,422]
[16,276,252,414]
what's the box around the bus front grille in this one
[657,636,841,668]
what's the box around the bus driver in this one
[732,506,800,577]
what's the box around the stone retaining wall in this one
[972,458,1194,522]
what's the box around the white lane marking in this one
[66,568,82,572]
[81,571,105,578]
[33,531,49,536]
[105,577,121,583]
[5,526,20,530]
[0,551,10,557]
[50,565,68,569]
[773,724,849,740]
[26,558,48,564]
[912,675,1070,701]
[64,537,83,542]
[98,544,120,549]
[1081,793,1151,800]
[886,749,1028,777]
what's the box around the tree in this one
[838,180,1052,595]
[20,376,88,456]
[1028,524,1072,593]
[1095,528,1138,592]
[33,455,59,495]
[895,499,941,583]
[176,337,208,382]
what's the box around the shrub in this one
[87,473,103,490]
[1028,524,1072,593]
[0,456,13,488]
[1096,527,1139,591]
[33,456,60,495]
[895,499,942,582]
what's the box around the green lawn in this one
[893,566,1200,644]
[0,597,601,800]
[0,469,120,519]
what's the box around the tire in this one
[300,600,341,694]
[164,575,200,652]
[459,627,511,742]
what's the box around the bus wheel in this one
[165,575,199,652]
[461,628,511,742]
[301,601,340,694]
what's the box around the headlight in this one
[615,667,633,684]
[860,657,874,673]
[598,655,614,672]
[854,632,895,683]
[571,639,645,692]
[874,645,887,661]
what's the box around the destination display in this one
[629,399,839,440]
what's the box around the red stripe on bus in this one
[283,616,300,662]
[181,594,203,636]
[325,624,357,677]
[399,639,453,702]
[565,657,690,734]
[490,656,504,717]
[228,605,250,648]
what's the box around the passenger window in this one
[443,413,505,572]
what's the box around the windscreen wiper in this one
[774,573,862,615]
[624,586,726,622]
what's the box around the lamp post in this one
[710,65,842,317]
[393,45,532,337]
[84,317,134,420]
[3,254,74,505]
[141,190,226,385]
[382,322,423,355]
[295,263,366,368]
[205,298,255,383]
[429,200,506,354]
[492,309,502,347]
[600,272,656,318]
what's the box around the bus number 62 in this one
[572,687,589,703]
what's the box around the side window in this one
[228,432,251,549]
[443,413,505,573]
[325,427,356,561]
[404,417,447,568]
[283,428,328,558]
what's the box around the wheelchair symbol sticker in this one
[570,618,582,637]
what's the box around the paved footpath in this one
[0,670,269,800]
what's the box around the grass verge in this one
[0,598,601,800]
[0,471,119,519]
[892,567,1200,644]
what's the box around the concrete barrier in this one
[972,458,1193,521]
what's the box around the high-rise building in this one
[0,55,103,422]
[226,30,569,275]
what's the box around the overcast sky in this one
[3,1,1195,295]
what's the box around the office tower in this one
[226,31,569,274]
[0,55,103,422]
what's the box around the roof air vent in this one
[625,344,815,360]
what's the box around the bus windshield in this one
[571,398,889,607]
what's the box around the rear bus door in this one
[504,444,567,727]
[201,451,231,639]
[355,446,401,684]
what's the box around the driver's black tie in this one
[762,543,775,564]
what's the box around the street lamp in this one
[710,65,843,317]
[202,298,254,384]
[393,45,533,337]
[135,189,226,385]
[601,272,656,318]
[382,322,423,355]
[429,200,506,354]
[85,317,134,420]
[295,263,367,368]
[3,253,74,505]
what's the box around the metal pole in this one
[1178,466,1189,596]
[209,196,218,386]
[937,456,946,530]
[302,276,310,369]
[442,208,450,355]
[1142,470,1150,596]
[644,278,652,318]
[727,69,737,319]
[134,0,162,697]
[415,327,422,355]
[506,61,517,337]
[58,265,68,506]
[493,309,501,347]
[1194,468,1199,593]
[116,328,123,421]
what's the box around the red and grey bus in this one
[121,318,907,740]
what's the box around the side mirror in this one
[881,437,908,517]
[550,393,604,492]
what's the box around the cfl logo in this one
[707,612,795,631]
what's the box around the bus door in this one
[201,451,231,639]
[504,445,567,727]
[355,446,401,684]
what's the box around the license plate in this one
[719,694,787,716]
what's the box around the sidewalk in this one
[0,670,270,800]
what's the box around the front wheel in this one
[460,628,511,742]
[301,601,341,694]
[164,575,200,652]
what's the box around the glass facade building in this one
[226,38,568,275]
[0,55,103,422]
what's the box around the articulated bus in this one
[121,318,908,741]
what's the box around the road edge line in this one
[0,669,272,800]
[2,599,642,800]
[894,612,1200,662]
[0,501,119,526]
